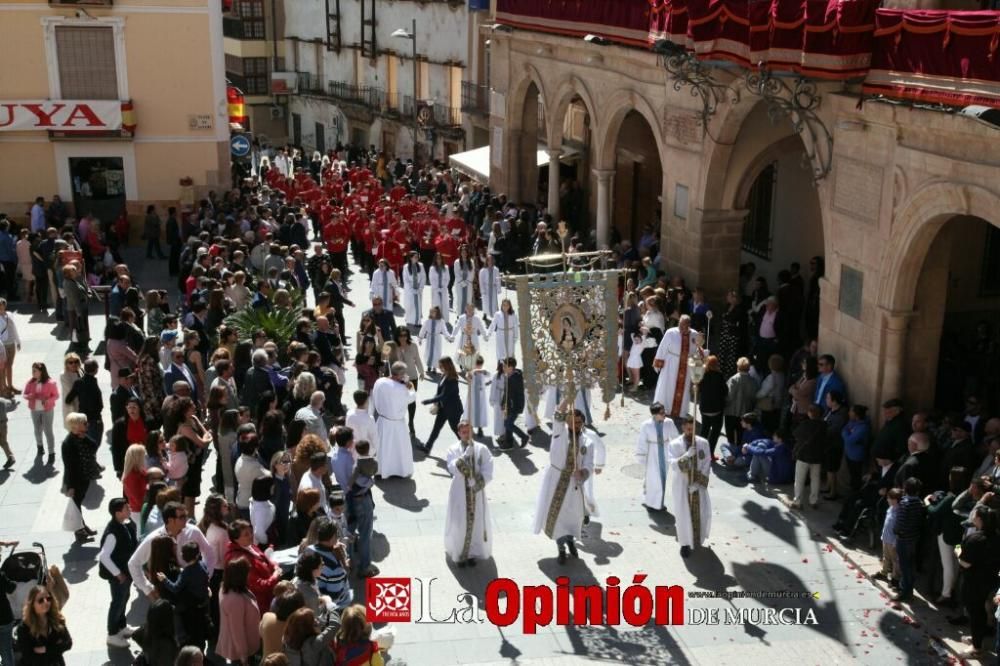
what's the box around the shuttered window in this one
[55,26,118,99]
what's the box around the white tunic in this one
[478,267,502,319]
[371,377,416,478]
[401,263,427,327]
[542,385,596,424]
[444,440,494,561]
[485,311,519,363]
[635,418,680,510]
[653,327,702,417]
[452,260,475,315]
[463,369,490,429]
[369,267,399,305]
[532,412,595,540]
[418,318,447,369]
[582,431,607,518]
[667,434,713,548]
[451,313,486,354]
[489,372,506,438]
[428,265,451,325]
[345,408,378,452]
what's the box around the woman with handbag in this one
[16,585,73,666]
[61,412,97,542]
[420,357,462,454]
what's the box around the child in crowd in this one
[156,541,211,650]
[467,355,490,438]
[873,488,902,588]
[165,435,190,487]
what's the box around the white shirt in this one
[250,500,276,546]
[299,470,329,514]
[234,454,265,509]
[0,313,21,347]
[127,524,216,596]
[346,408,377,449]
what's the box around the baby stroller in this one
[2,541,48,617]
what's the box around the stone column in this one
[694,208,748,306]
[546,148,562,221]
[878,307,916,417]
[593,168,615,249]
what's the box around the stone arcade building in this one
[486,3,1000,417]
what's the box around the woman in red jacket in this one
[224,519,280,612]
[120,443,148,524]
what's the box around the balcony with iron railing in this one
[461,82,489,115]
[403,96,462,127]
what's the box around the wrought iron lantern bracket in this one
[744,65,834,181]
[655,40,740,132]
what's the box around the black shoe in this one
[557,549,567,565]
[2,458,13,470]
[84,526,97,536]
[567,542,578,559]
[457,559,467,568]
[947,615,968,626]
[477,428,484,437]
[519,436,529,448]
[467,558,477,567]
[871,571,889,582]
[583,516,590,525]
[46,454,55,466]
[36,446,43,457]
[680,546,692,558]
[497,438,513,450]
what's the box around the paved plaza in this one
[0,246,958,665]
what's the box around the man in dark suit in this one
[110,369,142,423]
[241,348,275,409]
[894,432,936,491]
[364,296,397,342]
[941,420,977,485]
[187,303,211,358]
[66,357,104,444]
[314,315,342,367]
[499,357,529,450]
[163,348,198,404]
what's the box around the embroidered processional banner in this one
[512,269,620,410]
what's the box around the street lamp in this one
[392,19,419,163]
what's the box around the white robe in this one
[369,268,399,305]
[582,431,607,518]
[452,260,475,315]
[653,327,702,417]
[451,313,486,354]
[371,377,416,478]
[401,263,426,327]
[428,265,451,325]
[485,311,519,363]
[444,440,494,561]
[418,318,447,370]
[345,408,378,452]
[532,412,595,540]
[543,384,596,424]
[489,373,506,438]
[635,418,680,510]
[667,434,713,548]
[478,267,502,319]
[463,369,490,429]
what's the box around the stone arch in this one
[593,89,669,172]
[879,181,1000,312]
[506,63,549,131]
[698,86,763,211]
[728,134,802,211]
[546,75,599,149]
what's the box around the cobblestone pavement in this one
[0,245,953,666]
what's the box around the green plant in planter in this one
[224,288,308,352]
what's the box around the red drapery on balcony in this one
[495,0,653,46]
[648,0,878,79]
[863,10,1000,107]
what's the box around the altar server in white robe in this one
[445,421,493,566]
[668,417,713,558]
[418,306,448,373]
[582,428,606,522]
[485,299,519,364]
[449,303,486,355]
[452,247,476,316]
[653,315,704,418]
[428,254,451,327]
[401,252,426,327]
[532,398,594,564]
[478,256,502,323]
[369,259,399,306]
[371,362,417,478]
[488,363,506,439]
[464,356,491,435]
[635,402,679,511]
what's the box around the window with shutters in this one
[243,58,270,95]
[237,0,266,40]
[55,25,119,99]
[742,162,777,260]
